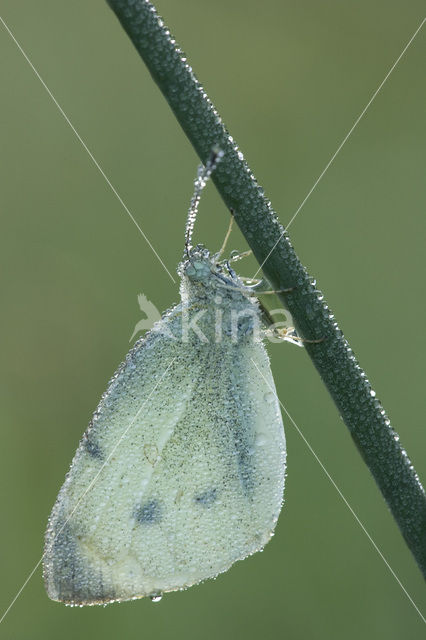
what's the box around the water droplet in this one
[264,392,275,404]
[150,594,163,603]
[370,390,376,397]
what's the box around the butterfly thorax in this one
[177,246,261,344]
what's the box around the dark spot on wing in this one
[45,516,116,604]
[83,434,103,460]
[228,359,256,497]
[134,499,162,525]
[194,488,217,508]
[233,435,255,496]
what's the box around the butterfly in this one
[43,149,287,605]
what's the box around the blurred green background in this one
[0,1,425,638]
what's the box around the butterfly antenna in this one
[215,213,234,262]
[185,146,224,259]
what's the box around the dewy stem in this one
[106,0,426,576]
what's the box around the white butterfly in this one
[43,151,286,605]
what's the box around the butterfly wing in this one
[43,308,285,605]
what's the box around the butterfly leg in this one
[215,215,234,261]
[258,299,324,346]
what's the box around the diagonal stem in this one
[106,0,426,576]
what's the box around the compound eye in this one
[185,260,210,281]
[186,264,196,277]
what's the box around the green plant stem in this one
[106,0,426,576]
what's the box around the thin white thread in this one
[0,561,42,626]
[251,358,426,624]
[0,358,176,624]
[253,17,426,279]
[0,15,176,284]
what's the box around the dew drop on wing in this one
[150,594,163,603]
